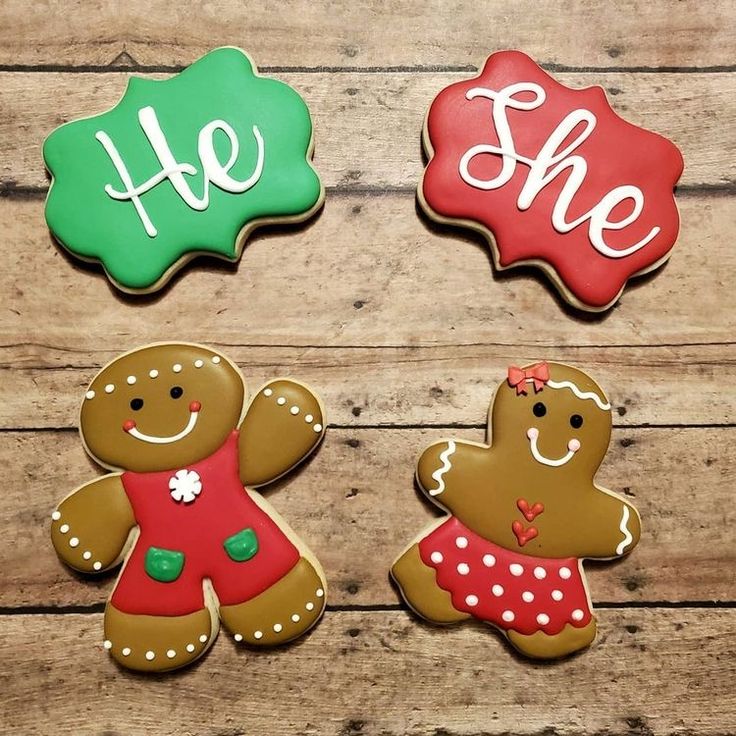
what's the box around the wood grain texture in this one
[0,0,733,69]
[2,609,734,736]
[0,194,734,351]
[1,70,733,190]
[4,427,734,608]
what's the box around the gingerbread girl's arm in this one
[416,439,490,513]
[50,474,136,573]
[238,379,326,488]
[579,490,642,559]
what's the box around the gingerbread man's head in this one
[80,344,245,472]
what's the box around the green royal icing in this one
[144,546,185,583]
[43,47,323,291]
[223,527,259,562]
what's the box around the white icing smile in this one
[526,427,580,467]
[124,408,200,445]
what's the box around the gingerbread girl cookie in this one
[392,362,641,659]
[50,343,327,672]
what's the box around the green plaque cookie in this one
[43,47,324,293]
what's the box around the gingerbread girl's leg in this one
[392,543,470,624]
[506,620,597,659]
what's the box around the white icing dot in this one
[212,356,221,364]
[173,363,182,373]
[306,602,314,611]
[290,406,300,415]
[509,563,524,576]
[51,511,61,521]
[233,634,243,642]
[145,650,155,661]
[264,388,273,396]
[457,563,470,575]
[537,613,550,626]
[166,649,176,658]
[93,561,102,571]
[502,610,515,622]
[105,384,115,393]
[559,566,572,579]
[522,591,535,603]
[194,359,204,368]
[149,369,158,379]
[186,643,195,653]
[85,390,95,400]
[122,647,131,656]
[552,589,564,601]
[273,623,283,633]
[291,614,301,623]
[482,554,496,567]
[313,423,323,432]
[455,536,468,549]
[465,594,479,607]
[305,414,314,423]
[534,566,547,580]
[572,609,585,621]
[316,588,324,598]
[277,397,287,405]
[59,524,69,534]
[83,551,92,560]
[430,551,443,564]
[492,584,504,597]
[126,375,136,385]
[69,537,79,548]
[103,640,112,650]
[199,634,207,643]
[254,630,263,640]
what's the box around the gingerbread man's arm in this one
[51,474,136,573]
[579,490,641,559]
[238,379,326,488]
[416,439,490,514]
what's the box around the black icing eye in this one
[533,402,547,417]
[130,398,144,411]
[570,414,584,429]
[170,386,184,399]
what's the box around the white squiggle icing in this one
[545,379,611,411]
[428,440,456,496]
[616,504,634,555]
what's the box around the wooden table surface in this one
[1,1,735,734]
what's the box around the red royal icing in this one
[511,520,538,546]
[517,498,544,522]
[421,50,684,310]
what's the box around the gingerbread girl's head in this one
[80,343,245,472]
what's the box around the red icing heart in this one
[512,520,538,547]
[517,498,544,522]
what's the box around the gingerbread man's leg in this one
[506,620,597,659]
[392,544,470,624]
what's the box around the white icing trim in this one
[127,410,199,444]
[616,505,634,555]
[428,440,456,496]
[545,379,611,410]
[527,428,578,467]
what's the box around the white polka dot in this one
[291,614,301,623]
[502,610,515,622]
[59,524,69,534]
[572,609,585,621]
[277,397,286,405]
[212,356,221,364]
[234,634,243,642]
[166,649,176,658]
[93,561,102,571]
[69,537,79,548]
[273,623,283,633]
[145,651,155,661]
[199,634,207,643]
[126,375,136,385]
[482,554,495,567]
[85,390,95,400]
[313,423,323,432]
[254,631,263,640]
[509,563,524,576]
[83,551,92,560]
[264,388,273,396]
[290,406,300,415]
[492,584,504,597]
[51,511,61,521]
[522,591,535,603]
[559,566,572,579]
[430,551,443,564]
[186,643,195,653]
[534,566,546,580]
[149,369,158,378]
[457,563,470,575]
[306,602,314,611]
[173,363,182,373]
[305,414,314,423]
[455,536,468,549]
[194,359,204,368]
[105,384,114,393]
[552,590,564,601]
[122,647,131,656]
[537,613,550,626]
[103,640,112,650]
[465,594,479,607]
[316,588,324,598]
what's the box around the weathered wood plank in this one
[1,343,735,429]
[0,194,734,348]
[0,0,733,69]
[3,427,734,608]
[1,609,734,735]
[1,71,732,189]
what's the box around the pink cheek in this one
[526,427,539,440]
[122,420,136,433]
[189,401,201,412]
[568,438,581,452]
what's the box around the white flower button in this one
[169,469,203,504]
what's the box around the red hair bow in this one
[507,362,550,395]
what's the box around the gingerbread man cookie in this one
[50,343,327,672]
[392,362,641,659]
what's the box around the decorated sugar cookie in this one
[43,48,323,293]
[392,362,641,659]
[419,50,684,311]
[50,343,327,672]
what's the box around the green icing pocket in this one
[144,546,185,582]
[223,527,259,562]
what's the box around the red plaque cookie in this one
[419,50,684,311]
